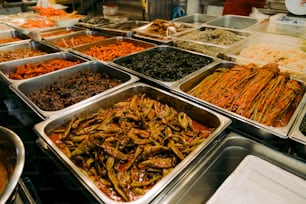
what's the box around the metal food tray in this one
[76,15,128,29]
[173,13,218,25]
[170,61,306,139]
[30,26,87,41]
[0,52,88,84]
[289,102,306,145]
[132,21,196,44]
[0,30,30,47]
[9,61,139,119]
[132,33,173,45]
[70,36,156,61]
[97,20,150,37]
[43,30,114,51]
[4,17,57,36]
[0,40,60,64]
[205,15,259,30]
[169,25,254,57]
[152,132,306,204]
[33,82,231,204]
[112,45,217,90]
[227,34,306,82]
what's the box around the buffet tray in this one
[111,45,217,90]
[0,40,61,64]
[0,52,88,84]
[9,61,139,119]
[227,33,306,81]
[70,36,156,61]
[170,61,306,139]
[33,82,231,204]
[132,21,196,45]
[0,30,30,47]
[169,25,254,57]
[205,15,259,30]
[173,13,218,25]
[152,132,306,204]
[289,102,306,145]
[43,30,113,51]
[96,20,150,37]
[29,26,87,41]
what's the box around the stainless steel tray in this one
[9,61,138,119]
[205,15,259,30]
[43,30,113,50]
[133,21,196,39]
[152,131,306,204]
[70,36,156,61]
[97,20,150,37]
[30,26,87,41]
[132,33,173,45]
[33,82,231,204]
[170,61,306,139]
[0,40,60,64]
[0,30,30,47]
[289,102,306,145]
[170,25,254,57]
[227,33,306,82]
[112,45,217,89]
[0,52,88,84]
[173,13,218,25]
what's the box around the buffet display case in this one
[0,9,305,204]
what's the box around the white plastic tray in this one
[207,155,306,204]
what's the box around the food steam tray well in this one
[33,83,231,204]
[207,155,306,204]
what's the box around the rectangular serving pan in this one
[33,82,231,204]
[0,40,61,64]
[29,26,87,41]
[132,33,173,45]
[170,61,306,139]
[70,36,156,61]
[173,13,218,25]
[227,33,306,82]
[97,20,150,37]
[133,21,196,39]
[43,30,114,51]
[289,102,306,145]
[0,30,30,47]
[0,52,88,84]
[111,45,217,90]
[152,131,306,204]
[9,61,139,119]
[205,15,259,30]
[169,25,255,58]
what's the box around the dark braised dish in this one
[27,69,123,111]
[116,48,213,82]
[48,94,215,202]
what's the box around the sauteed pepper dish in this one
[48,94,215,202]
